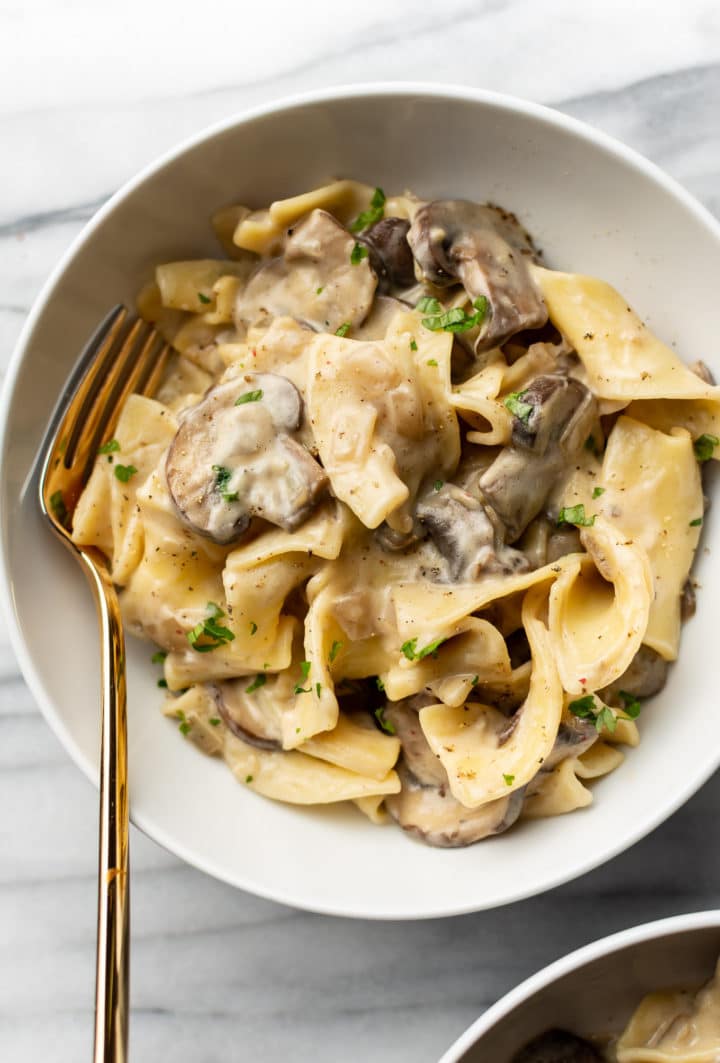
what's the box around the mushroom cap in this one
[166,371,328,544]
[211,679,283,750]
[512,1029,604,1063]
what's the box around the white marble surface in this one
[1,1,720,1059]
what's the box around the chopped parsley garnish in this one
[416,296,441,314]
[300,661,311,678]
[197,292,211,304]
[401,636,446,661]
[328,640,343,663]
[568,695,617,733]
[179,719,192,735]
[157,678,168,689]
[293,660,312,695]
[421,296,489,334]
[315,682,322,698]
[114,464,138,483]
[49,489,68,525]
[245,674,267,694]
[592,486,605,499]
[426,358,438,366]
[212,464,239,503]
[316,286,324,295]
[350,241,369,265]
[151,650,167,664]
[503,774,515,786]
[690,517,703,527]
[375,676,385,691]
[433,480,444,492]
[294,684,312,695]
[245,774,254,783]
[349,186,386,232]
[410,339,418,352]
[470,675,479,686]
[557,504,595,528]
[694,433,719,462]
[187,602,235,653]
[249,621,258,635]
[504,391,533,424]
[209,717,221,726]
[374,706,396,735]
[235,389,263,405]
[335,322,351,337]
[98,438,120,455]
[618,690,642,719]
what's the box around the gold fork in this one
[37,307,169,1062]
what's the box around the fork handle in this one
[83,554,130,1063]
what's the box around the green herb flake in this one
[249,621,258,635]
[315,682,322,698]
[618,690,642,720]
[235,389,263,406]
[416,296,441,315]
[212,464,239,503]
[335,322,351,337]
[151,650,167,664]
[416,637,447,660]
[49,490,68,525]
[293,684,312,695]
[245,674,267,694]
[187,602,235,653]
[328,640,343,664]
[245,774,254,783]
[374,706,396,735]
[433,480,444,492]
[114,464,138,483]
[349,186,386,232]
[179,720,192,735]
[504,391,533,424]
[694,433,719,462]
[350,241,369,265]
[157,678,168,689]
[557,504,595,528]
[375,676,385,692]
[209,717,221,726]
[401,638,418,661]
[419,295,484,331]
[98,438,121,455]
[503,774,515,786]
[568,695,617,734]
[470,675,479,686]
[197,292,211,305]
[690,517,703,527]
[316,286,324,295]
[426,358,438,366]
[410,339,418,352]
[592,486,605,499]
[300,661,311,679]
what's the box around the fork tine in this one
[77,324,167,485]
[139,341,171,399]
[63,308,129,468]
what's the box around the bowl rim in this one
[2,81,720,918]
[438,908,720,1062]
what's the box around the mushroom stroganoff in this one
[513,953,720,1061]
[70,180,719,847]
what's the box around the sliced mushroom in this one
[416,482,530,579]
[360,217,416,291]
[166,372,328,544]
[512,1029,604,1063]
[541,717,598,773]
[211,678,283,750]
[599,645,669,705]
[407,200,548,351]
[479,376,596,542]
[386,763,524,848]
[235,209,377,334]
[383,702,524,847]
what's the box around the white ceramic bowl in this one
[2,85,719,919]
[439,910,720,1061]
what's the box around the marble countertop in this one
[2,2,720,1059]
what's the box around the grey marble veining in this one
[1,2,720,1060]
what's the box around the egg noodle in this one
[71,181,719,847]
